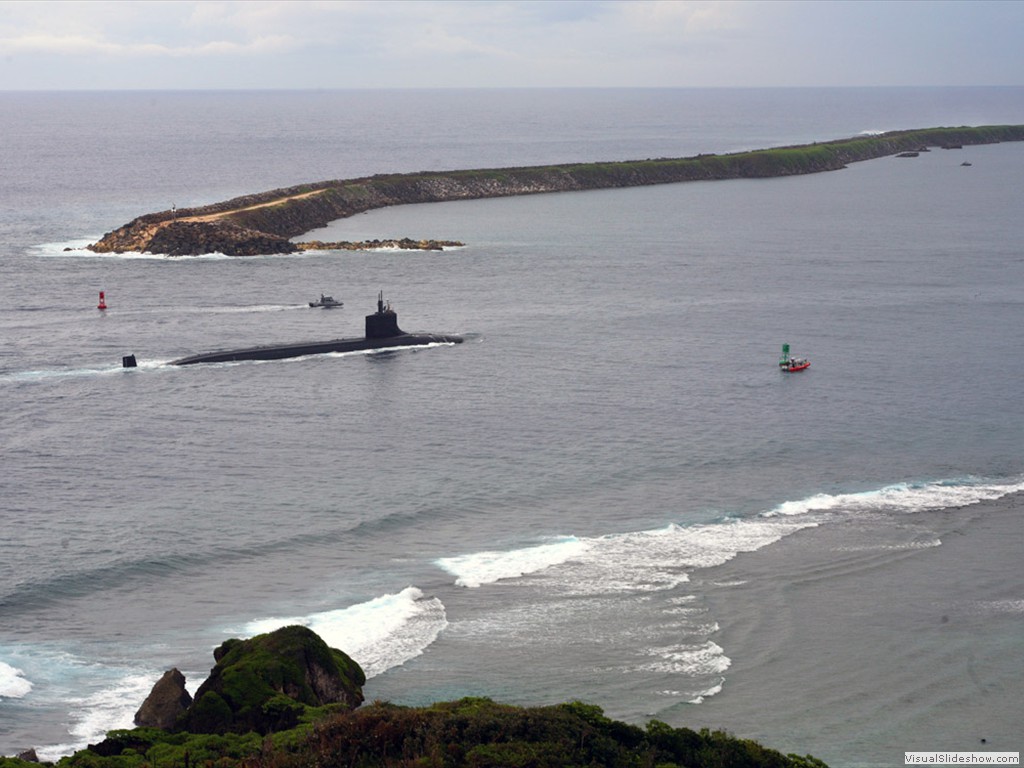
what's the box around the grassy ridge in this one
[151,124,1024,224]
[219,124,1024,234]
[90,125,1024,255]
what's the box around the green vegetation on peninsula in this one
[87,125,1024,256]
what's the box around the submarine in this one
[122,292,462,368]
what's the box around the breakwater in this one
[88,125,1024,256]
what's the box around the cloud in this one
[0,32,296,57]
[407,23,517,59]
[0,0,301,58]
[617,0,743,36]
[0,0,1021,89]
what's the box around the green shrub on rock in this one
[178,625,364,735]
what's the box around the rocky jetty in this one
[145,220,298,256]
[296,237,464,251]
[88,124,1024,257]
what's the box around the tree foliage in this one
[52,697,827,768]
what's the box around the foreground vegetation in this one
[2,627,830,767]
[2,698,828,768]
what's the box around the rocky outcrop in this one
[296,238,464,251]
[89,219,298,257]
[177,625,364,735]
[134,668,192,729]
[88,124,1024,256]
[146,220,298,256]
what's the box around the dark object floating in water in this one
[309,293,343,308]
[164,292,462,366]
[123,354,137,368]
[779,343,810,373]
[961,161,972,167]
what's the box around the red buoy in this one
[97,291,107,310]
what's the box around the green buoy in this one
[779,343,790,367]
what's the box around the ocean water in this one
[2,87,1024,767]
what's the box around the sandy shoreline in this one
[676,493,1023,768]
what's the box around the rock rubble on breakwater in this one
[87,125,1024,257]
[297,237,464,252]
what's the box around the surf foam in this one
[0,660,32,699]
[34,670,154,763]
[765,477,1024,518]
[638,640,732,677]
[437,518,815,594]
[242,586,447,678]
[436,536,588,588]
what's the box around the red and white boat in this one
[779,343,810,372]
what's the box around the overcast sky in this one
[1,0,1021,90]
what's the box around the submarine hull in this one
[171,333,462,366]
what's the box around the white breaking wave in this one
[35,670,154,764]
[32,589,445,761]
[30,238,310,261]
[445,477,1024,596]
[34,240,332,260]
[33,240,235,260]
[638,641,731,677]
[833,538,942,552]
[686,678,726,704]
[243,586,447,678]
[765,477,1024,518]
[566,518,817,594]
[32,476,1010,761]
[436,518,815,594]
[31,238,100,254]
[436,536,588,588]
[978,599,1024,615]
[0,660,32,699]
[425,475,1024,710]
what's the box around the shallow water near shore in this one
[2,88,1024,766]
[684,494,1024,767]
